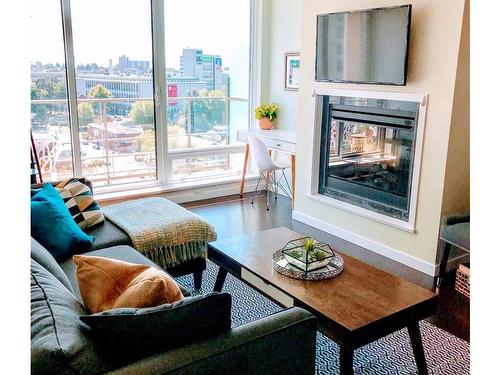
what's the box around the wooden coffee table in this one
[208,227,438,375]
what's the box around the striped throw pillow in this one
[55,179,105,230]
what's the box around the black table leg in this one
[339,346,354,375]
[435,242,452,291]
[408,321,428,375]
[213,267,228,292]
[193,269,203,290]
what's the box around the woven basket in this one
[455,264,470,298]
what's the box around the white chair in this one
[247,136,292,210]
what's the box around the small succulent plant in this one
[303,238,320,262]
[282,237,334,272]
[303,237,316,252]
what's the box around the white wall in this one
[259,0,302,187]
[441,0,470,220]
[262,0,302,132]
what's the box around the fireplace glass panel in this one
[339,122,380,154]
[319,96,419,221]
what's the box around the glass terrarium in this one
[282,237,334,272]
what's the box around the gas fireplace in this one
[318,94,421,222]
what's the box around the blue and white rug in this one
[176,260,470,374]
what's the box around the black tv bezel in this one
[314,4,412,86]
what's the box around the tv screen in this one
[315,5,411,85]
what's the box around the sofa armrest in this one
[107,307,317,375]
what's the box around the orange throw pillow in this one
[73,255,184,314]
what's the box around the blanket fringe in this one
[142,241,208,268]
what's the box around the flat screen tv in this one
[315,5,411,85]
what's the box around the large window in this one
[71,0,156,187]
[30,0,72,182]
[164,0,250,183]
[30,0,252,189]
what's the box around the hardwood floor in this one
[183,193,470,342]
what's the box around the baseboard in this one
[292,210,437,276]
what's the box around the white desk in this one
[237,128,297,206]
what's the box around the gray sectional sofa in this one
[31,178,207,289]
[31,237,318,374]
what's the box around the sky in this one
[30,0,250,70]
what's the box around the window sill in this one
[94,174,259,204]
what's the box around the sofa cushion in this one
[73,255,184,313]
[31,259,110,375]
[31,238,73,293]
[55,178,105,230]
[80,292,232,364]
[31,183,94,261]
[85,219,131,251]
[59,245,191,301]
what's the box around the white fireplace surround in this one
[305,88,428,233]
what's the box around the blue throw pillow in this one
[31,184,94,261]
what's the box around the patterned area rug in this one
[176,260,470,374]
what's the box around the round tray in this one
[272,249,344,281]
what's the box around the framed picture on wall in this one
[284,52,300,91]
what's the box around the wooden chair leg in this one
[239,144,249,198]
[291,154,295,208]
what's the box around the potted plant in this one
[255,103,279,130]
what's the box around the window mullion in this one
[60,0,82,178]
[151,0,169,185]
[249,0,261,131]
